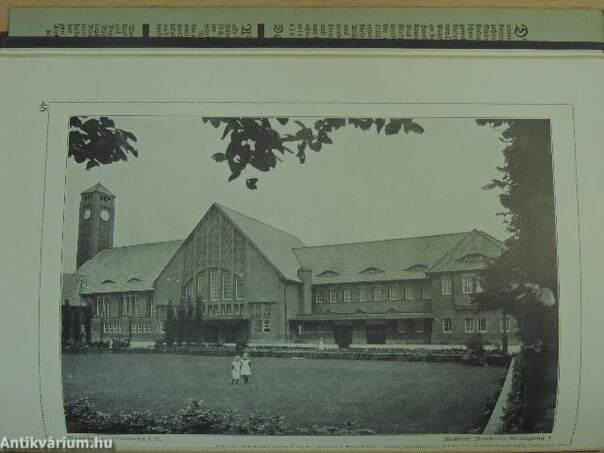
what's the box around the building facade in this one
[63,183,519,346]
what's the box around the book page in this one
[0,48,602,451]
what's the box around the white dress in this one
[240,359,251,376]
[231,360,241,379]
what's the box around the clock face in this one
[100,209,110,221]
[83,209,91,220]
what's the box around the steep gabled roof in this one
[76,240,184,294]
[214,204,306,282]
[81,182,115,198]
[428,229,505,273]
[293,232,469,285]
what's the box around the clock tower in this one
[76,183,116,269]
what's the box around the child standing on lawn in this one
[240,353,252,384]
[231,355,241,385]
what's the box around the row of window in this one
[101,321,158,334]
[315,274,483,304]
[441,274,483,296]
[315,283,429,304]
[441,317,512,333]
[94,293,153,318]
[205,303,246,316]
[184,268,245,303]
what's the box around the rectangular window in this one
[95,297,103,317]
[197,271,206,301]
[443,318,452,332]
[478,318,488,332]
[184,280,194,302]
[462,275,474,294]
[415,319,425,332]
[209,268,219,301]
[441,275,453,295]
[220,305,226,315]
[329,287,338,303]
[240,304,245,314]
[397,320,407,333]
[422,284,432,300]
[226,304,232,315]
[235,274,245,300]
[262,319,271,332]
[475,277,484,294]
[359,286,368,302]
[95,295,110,318]
[234,304,239,315]
[373,286,383,301]
[343,287,352,303]
[465,318,475,333]
[222,270,233,300]
[389,285,400,301]
[250,303,271,333]
[405,284,415,300]
[501,317,512,333]
[315,289,326,304]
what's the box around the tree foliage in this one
[68,116,424,189]
[164,302,177,346]
[475,119,558,344]
[203,117,424,188]
[69,116,138,170]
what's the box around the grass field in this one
[62,354,506,434]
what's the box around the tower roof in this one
[81,183,115,198]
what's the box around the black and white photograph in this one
[60,114,559,436]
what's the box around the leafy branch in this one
[203,117,425,189]
[69,116,138,170]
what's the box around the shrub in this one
[64,398,375,435]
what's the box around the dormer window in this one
[458,254,488,263]
[317,270,340,278]
[127,277,142,283]
[101,279,115,284]
[359,267,383,274]
[404,264,428,272]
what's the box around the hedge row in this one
[65,398,376,435]
[64,343,511,366]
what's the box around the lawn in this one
[62,354,506,434]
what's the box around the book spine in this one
[7,8,604,43]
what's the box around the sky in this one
[62,117,509,273]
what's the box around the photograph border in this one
[38,100,581,449]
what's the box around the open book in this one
[0,45,602,451]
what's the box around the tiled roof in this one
[81,182,115,197]
[215,204,306,282]
[429,229,504,273]
[293,232,470,285]
[76,240,184,295]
